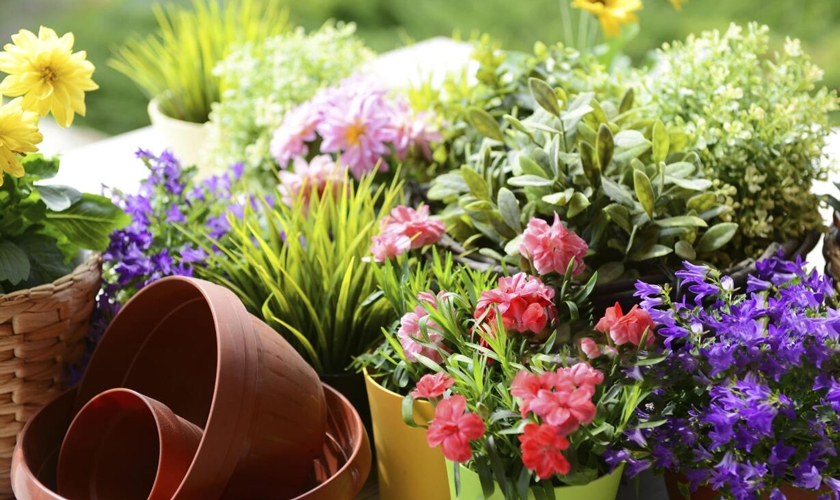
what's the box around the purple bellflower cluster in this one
[607,253,840,500]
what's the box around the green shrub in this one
[636,23,839,262]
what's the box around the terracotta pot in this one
[11,388,76,500]
[450,462,624,500]
[320,372,373,448]
[364,369,449,500]
[75,276,327,500]
[12,385,370,500]
[57,389,202,500]
[292,384,372,500]
[147,98,213,176]
[664,471,826,500]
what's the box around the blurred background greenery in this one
[3,0,838,134]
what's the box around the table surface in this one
[44,37,837,500]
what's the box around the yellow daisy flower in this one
[0,98,42,185]
[572,0,643,37]
[0,26,98,128]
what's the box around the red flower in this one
[519,423,571,479]
[528,386,598,435]
[474,273,557,335]
[520,213,588,276]
[595,302,656,347]
[567,362,604,387]
[411,372,455,399]
[427,395,486,462]
[381,205,446,249]
[511,371,555,417]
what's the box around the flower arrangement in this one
[110,0,289,123]
[360,216,661,497]
[188,168,404,374]
[429,70,732,284]
[271,75,442,183]
[0,27,125,292]
[616,255,840,499]
[636,23,839,264]
[205,22,374,176]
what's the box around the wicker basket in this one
[0,252,101,498]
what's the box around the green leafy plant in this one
[110,0,289,123]
[189,172,403,374]
[636,23,839,264]
[205,22,374,176]
[429,72,733,283]
[0,156,128,293]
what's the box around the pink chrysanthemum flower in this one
[411,372,455,399]
[370,231,411,263]
[426,395,485,463]
[278,155,346,207]
[519,423,571,479]
[270,101,321,168]
[316,77,395,179]
[521,213,589,276]
[595,302,656,347]
[390,97,443,160]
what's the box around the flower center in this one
[345,122,366,146]
[41,66,57,83]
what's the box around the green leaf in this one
[580,141,600,186]
[518,155,548,178]
[508,175,554,188]
[461,166,490,201]
[655,216,708,228]
[687,192,717,212]
[468,107,505,142]
[504,114,533,138]
[21,156,59,180]
[35,185,83,212]
[45,194,130,251]
[619,88,634,115]
[665,175,713,191]
[0,241,30,285]
[596,261,625,284]
[675,240,696,260]
[695,222,738,253]
[542,188,574,206]
[613,130,652,162]
[664,161,695,178]
[567,192,590,218]
[498,188,521,232]
[428,172,468,200]
[603,204,632,234]
[633,169,656,217]
[652,120,670,164]
[528,77,562,116]
[629,244,673,261]
[401,395,420,428]
[601,177,635,207]
[596,123,614,169]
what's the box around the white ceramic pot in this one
[147,98,216,176]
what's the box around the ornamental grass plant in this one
[190,169,403,374]
[616,256,840,499]
[110,0,289,124]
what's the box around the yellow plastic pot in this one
[364,369,450,500]
[447,461,625,500]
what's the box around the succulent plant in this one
[429,74,735,284]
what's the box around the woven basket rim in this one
[0,251,102,303]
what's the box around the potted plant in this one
[0,26,124,497]
[362,214,662,499]
[186,165,407,430]
[616,255,840,500]
[635,23,837,265]
[204,22,373,179]
[109,0,289,171]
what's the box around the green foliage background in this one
[2,0,838,134]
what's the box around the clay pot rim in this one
[289,384,366,500]
[58,387,194,496]
[75,276,259,499]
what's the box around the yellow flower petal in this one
[0,26,96,127]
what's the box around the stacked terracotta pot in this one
[9,277,371,500]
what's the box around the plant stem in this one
[578,8,588,53]
[588,14,599,51]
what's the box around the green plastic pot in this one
[447,461,624,500]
